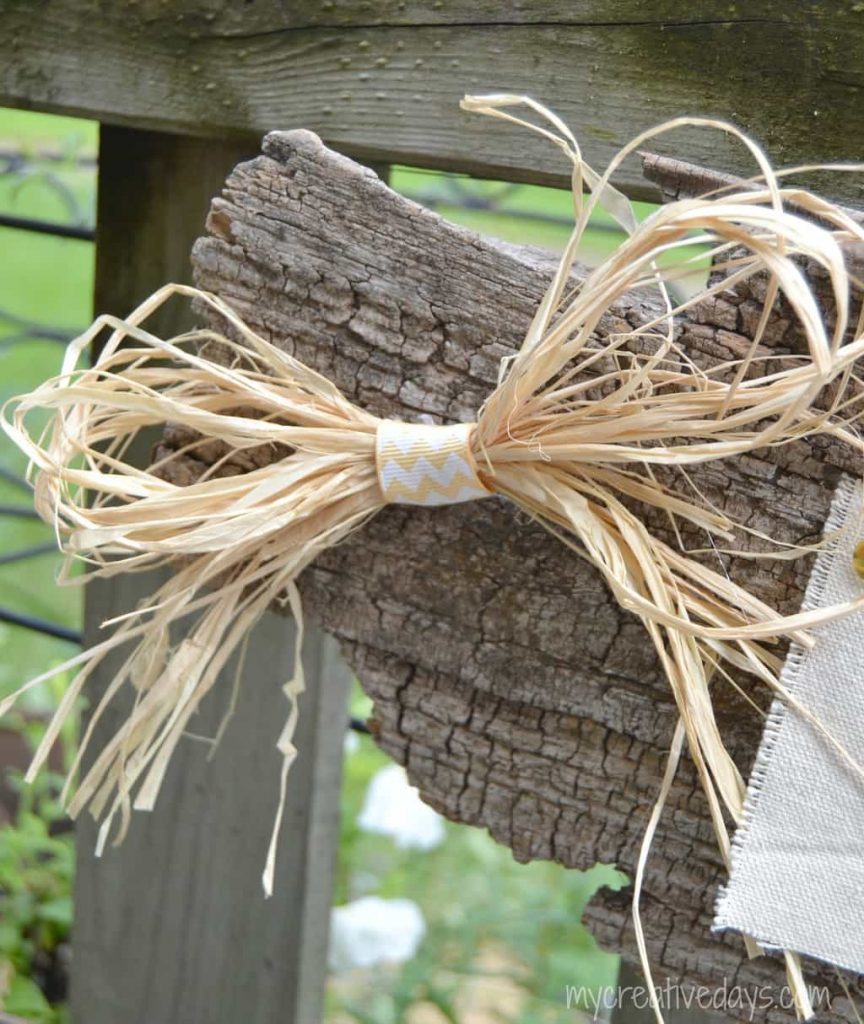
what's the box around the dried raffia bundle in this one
[4,94,864,1018]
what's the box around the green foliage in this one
[0,769,74,1022]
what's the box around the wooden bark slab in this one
[157,131,862,1019]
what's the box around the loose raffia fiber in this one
[4,95,864,1018]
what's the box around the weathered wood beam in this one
[72,127,352,1024]
[3,1,864,201]
[151,131,863,1019]
[642,151,864,224]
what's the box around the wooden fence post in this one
[70,127,352,1024]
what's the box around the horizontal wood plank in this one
[2,2,864,200]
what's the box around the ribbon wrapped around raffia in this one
[4,96,864,1016]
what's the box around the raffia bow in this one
[4,95,864,1016]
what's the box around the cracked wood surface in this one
[156,131,861,1018]
[3,1,864,201]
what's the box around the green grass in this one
[0,108,96,707]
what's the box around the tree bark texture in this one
[155,130,861,1020]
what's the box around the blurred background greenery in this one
[0,107,632,1023]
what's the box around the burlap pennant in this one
[715,476,864,975]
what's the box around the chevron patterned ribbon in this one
[375,420,490,506]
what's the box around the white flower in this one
[343,729,360,756]
[328,896,426,972]
[357,764,445,850]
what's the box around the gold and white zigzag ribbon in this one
[375,421,490,506]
